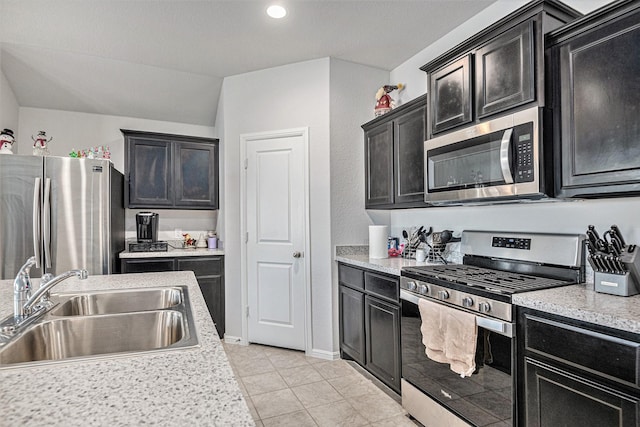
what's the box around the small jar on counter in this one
[207,231,218,249]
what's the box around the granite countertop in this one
[513,282,640,334]
[0,271,253,426]
[335,245,445,275]
[336,245,640,335]
[120,240,225,258]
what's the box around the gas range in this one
[400,230,585,321]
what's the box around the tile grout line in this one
[224,342,412,426]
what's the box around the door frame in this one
[239,127,312,354]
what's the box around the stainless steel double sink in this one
[0,286,199,368]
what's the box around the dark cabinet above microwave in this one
[430,55,472,134]
[475,20,534,119]
[547,0,640,198]
[123,130,219,209]
[422,0,581,137]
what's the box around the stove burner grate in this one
[403,264,575,294]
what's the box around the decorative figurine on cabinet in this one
[32,131,52,156]
[0,129,15,154]
[374,83,404,116]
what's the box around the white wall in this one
[17,107,219,237]
[17,107,216,172]
[329,58,389,349]
[221,58,333,354]
[0,69,19,136]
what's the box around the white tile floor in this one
[223,342,418,426]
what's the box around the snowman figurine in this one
[0,129,15,154]
[32,131,52,156]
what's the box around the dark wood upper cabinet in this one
[475,20,534,118]
[123,130,219,209]
[430,55,472,134]
[394,103,427,205]
[548,0,640,198]
[364,121,394,207]
[363,94,428,209]
[175,142,219,207]
[127,137,173,207]
[422,0,580,137]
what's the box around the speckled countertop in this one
[336,245,640,334]
[335,245,444,275]
[120,240,225,258]
[513,282,640,334]
[0,271,253,426]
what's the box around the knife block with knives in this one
[587,225,640,296]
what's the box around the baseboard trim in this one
[307,348,340,360]
[222,335,247,345]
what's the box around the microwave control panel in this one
[513,122,534,183]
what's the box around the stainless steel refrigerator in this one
[0,155,124,279]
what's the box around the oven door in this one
[425,106,540,203]
[400,290,515,427]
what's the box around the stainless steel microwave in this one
[424,106,546,204]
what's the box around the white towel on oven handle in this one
[418,297,478,377]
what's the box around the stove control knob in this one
[417,284,428,295]
[462,297,474,308]
[406,281,417,292]
[437,290,449,300]
[478,302,491,314]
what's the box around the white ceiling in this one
[0,0,497,126]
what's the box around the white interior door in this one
[245,130,308,350]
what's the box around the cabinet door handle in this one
[293,251,303,258]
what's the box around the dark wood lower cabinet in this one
[339,285,365,365]
[121,255,225,336]
[365,295,400,392]
[518,307,640,427]
[525,357,639,427]
[120,258,175,273]
[338,263,401,394]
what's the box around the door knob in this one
[293,251,302,258]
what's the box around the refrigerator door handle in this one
[32,178,42,269]
[43,178,52,269]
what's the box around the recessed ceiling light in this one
[267,5,287,19]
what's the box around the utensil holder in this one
[402,246,416,259]
[427,243,447,262]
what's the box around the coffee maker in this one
[136,212,159,242]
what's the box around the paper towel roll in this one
[369,225,389,259]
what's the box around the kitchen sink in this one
[0,286,199,368]
[50,287,183,316]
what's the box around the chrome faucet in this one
[11,255,88,322]
[13,256,37,320]
[2,257,85,338]
[22,268,88,317]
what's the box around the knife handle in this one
[610,225,627,248]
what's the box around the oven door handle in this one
[400,290,514,338]
[477,317,513,338]
[499,128,514,185]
